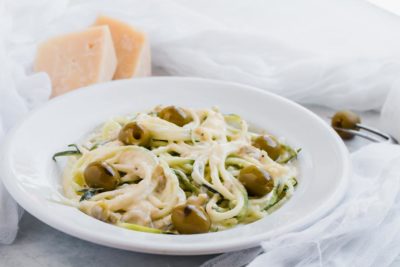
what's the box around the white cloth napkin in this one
[0,41,51,244]
[2,1,400,261]
[202,143,400,267]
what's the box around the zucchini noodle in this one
[57,105,299,234]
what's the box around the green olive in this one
[84,161,120,191]
[171,204,211,234]
[118,122,150,146]
[253,135,283,161]
[158,106,191,127]
[239,165,274,197]
[331,110,361,140]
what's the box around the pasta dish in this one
[54,106,299,234]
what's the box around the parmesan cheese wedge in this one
[34,26,117,97]
[94,15,151,79]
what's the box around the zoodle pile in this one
[55,106,299,234]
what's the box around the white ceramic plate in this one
[0,77,349,255]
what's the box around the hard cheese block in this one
[94,15,151,79]
[34,26,117,97]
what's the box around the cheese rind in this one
[34,26,117,97]
[94,15,151,79]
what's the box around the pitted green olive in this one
[158,106,191,127]
[83,161,120,191]
[239,165,274,197]
[171,204,211,234]
[118,122,150,146]
[253,135,283,161]
[331,110,361,140]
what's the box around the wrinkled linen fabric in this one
[1,0,400,256]
[0,1,52,244]
[9,0,400,111]
[381,81,400,142]
[202,144,400,267]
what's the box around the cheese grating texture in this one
[94,15,151,79]
[34,26,117,97]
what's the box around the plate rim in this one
[0,77,350,255]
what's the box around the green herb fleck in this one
[52,144,82,161]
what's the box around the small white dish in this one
[0,77,349,255]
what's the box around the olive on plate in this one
[158,106,191,127]
[239,165,274,197]
[171,204,211,234]
[84,161,120,191]
[253,135,283,161]
[118,122,151,146]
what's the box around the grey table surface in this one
[0,105,381,267]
